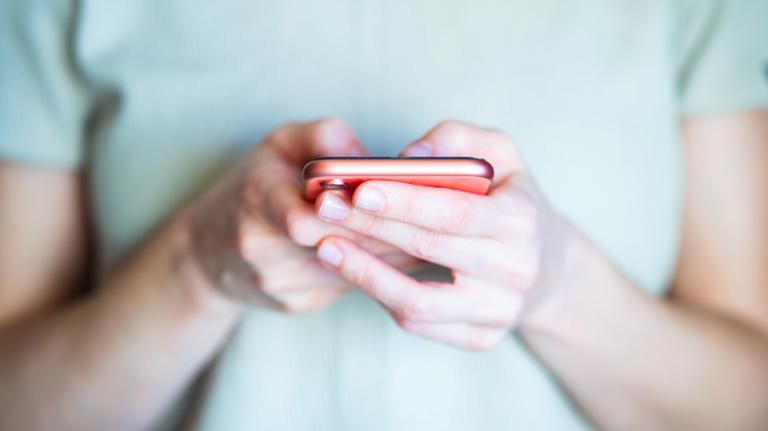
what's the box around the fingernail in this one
[318,194,350,220]
[317,241,344,267]
[355,187,385,212]
[402,140,433,157]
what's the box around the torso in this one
[77,1,680,429]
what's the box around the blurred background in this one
[1,1,767,430]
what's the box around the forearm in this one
[0,217,241,431]
[521,229,768,431]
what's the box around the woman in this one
[1,1,767,430]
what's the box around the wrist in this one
[518,222,623,341]
[170,212,244,320]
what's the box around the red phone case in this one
[302,157,494,201]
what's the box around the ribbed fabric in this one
[1,1,766,430]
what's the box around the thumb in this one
[400,120,526,180]
[309,118,370,158]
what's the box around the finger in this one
[316,190,534,282]
[316,191,499,272]
[236,212,427,286]
[236,230,354,312]
[357,240,427,273]
[199,241,349,314]
[244,236,420,297]
[273,287,352,314]
[240,163,426,272]
[401,120,526,180]
[350,180,528,237]
[316,192,540,286]
[391,315,509,352]
[316,236,521,325]
[263,117,369,165]
[251,120,371,246]
[245,157,365,247]
[268,182,365,247]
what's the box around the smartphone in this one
[302,157,494,201]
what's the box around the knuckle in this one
[357,213,387,237]
[235,214,259,258]
[434,119,467,135]
[350,264,377,291]
[284,209,314,246]
[516,270,538,289]
[278,291,326,315]
[399,296,429,321]
[432,120,469,145]
[259,275,280,296]
[410,229,448,261]
[394,315,416,332]
[488,127,514,145]
[265,123,293,145]
[310,117,348,142]
[511,198,540,239]
[280,299,307,315]
[498,298,523,326]
[236,228,256,258]
[307,120,328,142]
[522,260,541,287]
[485,308,517,327]
[401,192,415,220]
[465,329,504,352]
[236,178,258,209]
[444,197,474,231]
[503,251,540,288]
[317,116,346,129]
[485,128,521,162]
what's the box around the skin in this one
[0,112,766,430]
[314,114,768,430]
[0,119,419,430]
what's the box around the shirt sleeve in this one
[672,0,768,115]
[0,0,91,168]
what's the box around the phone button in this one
[320,179,346,190]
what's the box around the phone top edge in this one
[309,156,488,161]
[302,157,494,181]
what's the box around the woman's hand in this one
[313,120,574,350]
[186,118,423,313]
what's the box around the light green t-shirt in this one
[1,1,767,430]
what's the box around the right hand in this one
[184,118,423,313]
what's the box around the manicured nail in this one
[318,194,350,220]
[317,241,344,267]
[355,187,385,212]
[402,140,433,157]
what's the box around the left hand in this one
[313,120,575,351]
